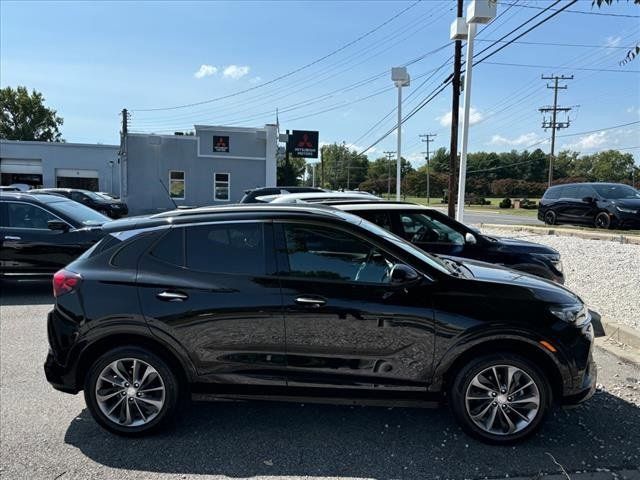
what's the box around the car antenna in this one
[158,178,178,209]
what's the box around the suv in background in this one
[45,203,597,443]
[538,182,640,230]
[30,188,128,219]
[327,201,564,283]
[240,186,325,203]
[0,192,108,275]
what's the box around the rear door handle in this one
[156,291,188,302]
[295,296,326,308]
[4,236,21,241]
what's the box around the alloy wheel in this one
[595,213,610,229]
[544,211,556,225]
[465,364,540,436]
[95,357,166,427]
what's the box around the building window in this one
[214,173,230,201]
[169,171,185,199]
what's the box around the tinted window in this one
[561,185,579,199]
[48,199,109,225]
[356,211,393,232]
[70,191,87,203]
[3,202,56,229]
[544,187,562,199]
[577,185,595,199]
[186,222,265,275]
[399,213,464,245]
[150,228,184,266]
[282,224,395,283]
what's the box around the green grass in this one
[387,195,542,217]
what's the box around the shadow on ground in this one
[64,390,640,479]
[0,279,53,306]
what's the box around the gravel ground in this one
[482,228,640,332]
[1,282,640,480]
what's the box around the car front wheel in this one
[84,346,181,436]
[449,354,551,444]
[543,210,556,225]
[594,212,612,229]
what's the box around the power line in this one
[476,38,635,49]
[558,120,640,138]
[484,61,640,73]
[131,0,423,112]
[499,1,640,19]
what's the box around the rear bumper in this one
[44,350,79,394]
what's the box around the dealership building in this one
[1,123,278,215]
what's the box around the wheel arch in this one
[432,337,567,403]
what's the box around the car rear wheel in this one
[543,210,556,225]
[449,354,550,444]
[84,346,181,436]
[594,212,611,229]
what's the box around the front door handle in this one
[4,236,21,241]
[156,291,188,302]
[295,296,326,308]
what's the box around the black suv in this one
[325,202,564,283]
[538,182,640,229]
[30,188,129,219]
[45,204,597,443]
[240,186,324,203]
[0,192,109,275]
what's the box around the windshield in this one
[82,190,110,201]
[49,199,110,225]
[592,184,640,200]
[332,210,451,275]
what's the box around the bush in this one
[520,198,537,209]
[499,198,512,209]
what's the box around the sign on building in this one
[288,130,319,158]
[213,136,230,153]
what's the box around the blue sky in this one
[1,0,639,166]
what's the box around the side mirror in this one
[582,196,594,204]
[48,220,70,232]
[390,264,420,284]
[465,232,477,245]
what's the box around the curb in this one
[601,319,640,350]
[478,223,640,245]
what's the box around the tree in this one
[584,150,636,182]
[319,143,369,190]
[593,0,640,65]
[0,86,64,141]
[277,155,306,186]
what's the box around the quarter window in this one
[214,173,230,201]
[186,222,265,275]
[169,171,185,199]
[3,202,57,229]
[281,224,395,283]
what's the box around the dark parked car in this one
[325,202,564,283]
[45,204,597,443]
[538,182,640,230]
[0,192,109,276]
[30,188,129,219]
[240,186,324,203]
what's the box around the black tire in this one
[594,212,611,229]
[449,353,551,445]
[543,210,556,225]
[84,346,181,436]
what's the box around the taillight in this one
[52,269,82,297]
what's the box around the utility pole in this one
[540,74,573,187]
[119,108,129,200]
[383,151,396,198]
[447,0,464,218]
[419,134,436,205]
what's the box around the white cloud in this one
[249,76,262,84]
[194,64,217,79]
[222,65,250,80]
[489,132,543,147]
[437,107,483,127]
[605,35,621,48]
[563,131,609,151]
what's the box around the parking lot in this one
[0,281,638,480]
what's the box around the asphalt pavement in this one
[1,281,639,480]
[430,206,543,226]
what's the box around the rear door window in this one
[561,185,579,199]
[544,187,562,199]
[3,202,57,229]
[150,228,185,266]
[185,222,265,275]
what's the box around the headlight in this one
[616,206,638,214]
[534,253,562,272]
[550,304,590,327]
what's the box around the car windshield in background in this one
[83,190,108,201]
[592,184,640,199]
[332,209,451,275]
[50,199,110,225]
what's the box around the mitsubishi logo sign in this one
[288,130,319,158]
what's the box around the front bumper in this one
[615,211,640,230]
[562,358,597,406]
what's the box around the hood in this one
[486,235,558,255]
[613,198,640,210]
[443,256,579,304]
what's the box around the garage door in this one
[0,158,43,188]
[56,168,99,190]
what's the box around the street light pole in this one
[392,67,410,201]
